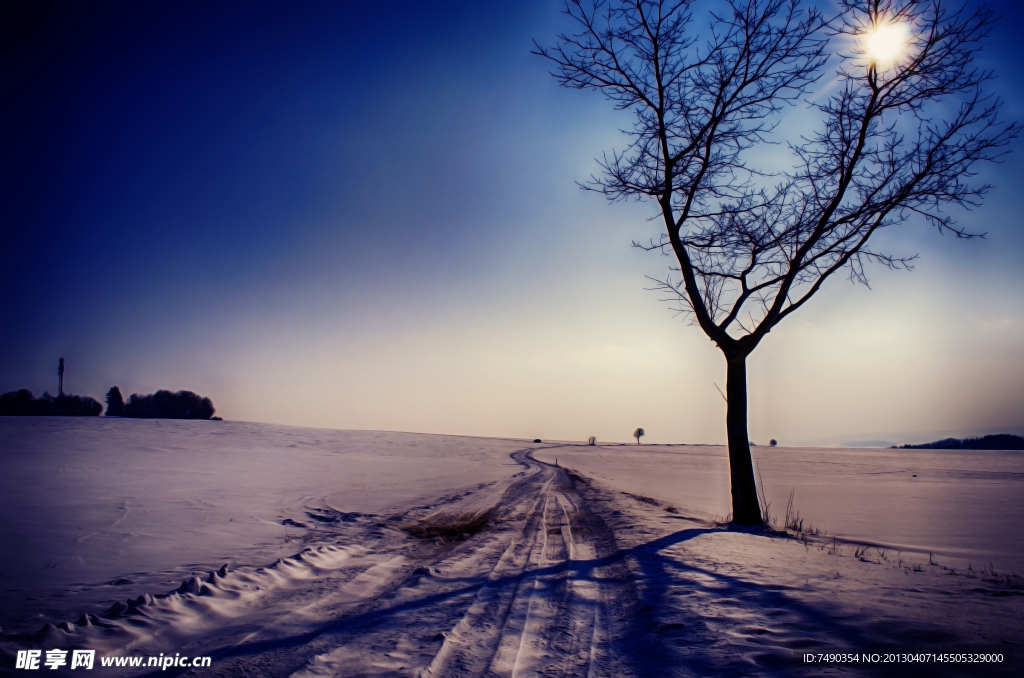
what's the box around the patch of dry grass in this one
[402,511,491,544]
[782,489,821,535]
[565,510,592,538]
[568,471,588,485]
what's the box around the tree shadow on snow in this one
[613,528,997,678]
[141,527,997,677]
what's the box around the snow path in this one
[2,447,1022,677]
[418,454,616,678]
[0,450,632,677]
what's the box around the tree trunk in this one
[725,355,763,525]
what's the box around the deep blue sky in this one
[3,0,1022,445]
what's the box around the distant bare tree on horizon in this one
[536,0,1017,524]
[634,427,645,444]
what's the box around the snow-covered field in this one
[0,418,525,634]
[534,444,1024,574]
[1,420,1022,676]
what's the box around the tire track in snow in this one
[3,448,632,678]
[417,451,615,678]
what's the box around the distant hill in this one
[0,389,102,416]
[897,434,1024,450]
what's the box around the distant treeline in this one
[106,387,216,420]
[898,434,1024,450]
[0,389,102,416]
[0,387,216,420]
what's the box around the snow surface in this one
[534,444,1024,573]
[0,418,525,633]
[1,421,1021,677]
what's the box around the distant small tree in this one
[770,439,778,447]
[105,387,124,417]
[588,436,597,445]
[633,427,645,444]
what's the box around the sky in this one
[2,0,1022,446]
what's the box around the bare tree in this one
[634,427,645,444]
[536,0,1016,524]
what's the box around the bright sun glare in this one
[865,23,909,64]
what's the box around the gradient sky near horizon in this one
[2,0,1022,446]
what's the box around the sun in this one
[864,23,910,65]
